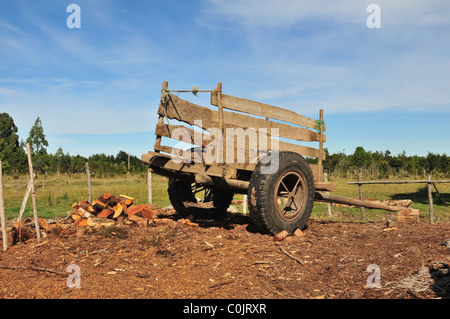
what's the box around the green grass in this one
[2,173,449,223]
[311,176,450,223]
[1,173,171,220]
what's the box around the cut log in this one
[141,206,155,219]
[314,192,406,212]
[273,230,290,242]
[119,194,135,206]
[128,214,148,227]
[38,218,50,231]
[128,203,146,217]
[76,218,88,226]
[92,200,106,212]
[97,208,114,218]
[112,203,123,219]
[87,217,115,227]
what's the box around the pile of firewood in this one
[68,192,159,227]
[66,192,199,228]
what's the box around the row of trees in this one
[321,146,449,178]
[0,113,147,175]
[1,112,448,178]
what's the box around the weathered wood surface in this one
[348,180,450,184]
[141,151,239,179]
[314,192,408,212]
[157,94,325,160]
[211,93,323,131]
[160,94,324,142]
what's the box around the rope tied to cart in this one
[317,119,325,134]
[160,89,171,126]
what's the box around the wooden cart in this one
[142,81,335,235]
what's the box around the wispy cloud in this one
[199,0,450,114]
[0,0,448,157]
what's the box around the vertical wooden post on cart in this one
[154,81,169,153]
[317,110,324,183]
[0,159,8,251]
[26,143,41,242]
[216,82,225,163]
[427,174,435,223]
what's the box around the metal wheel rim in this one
[191,183,213,202]
[274,170,307,221]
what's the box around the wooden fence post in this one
[428,174,435,223]
[26,143,41,242]
[243,195,248,215]
[358,170,365,220]
[0,159,8,251]
[85,162,92,203]
[148,169,152,205]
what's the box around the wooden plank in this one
[218,109,324,143]
[155,124,324,161]
[152,144,258,173]
[160,94,325,143]
[158,95,325,160]
[195,173,250,192]
[212,94,321,130]
[155,123,212,147]
[141,151,237,178]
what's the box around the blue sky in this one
[1,0,449,158]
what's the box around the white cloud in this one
[204,0,450,28]
[198,0,450,115]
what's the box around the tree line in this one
[320,146,449,179]
[0,113,148,176]
[1,112,448,178]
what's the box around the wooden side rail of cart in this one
[141,81,334,234]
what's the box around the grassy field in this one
[2,173,449,223]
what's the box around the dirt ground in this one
[0,209,449,300]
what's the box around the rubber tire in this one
[168,178,234,219]
[247,151,315,235]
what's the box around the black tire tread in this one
[248,152,315,234]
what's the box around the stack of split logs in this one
[69,193,154,227]
[68,192,199,228]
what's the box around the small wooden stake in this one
[243,195,248,214]
[428,174,435,223]
[18,177,32,221]
[0,159,8,251]
[324,173,332,217]
[358,170,366,220]
[26,143,41,242]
